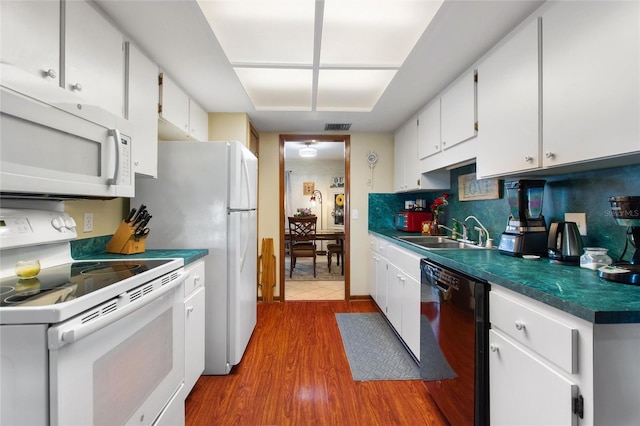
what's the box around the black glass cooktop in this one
[0,259,173,307]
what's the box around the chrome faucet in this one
[452,218,469,241]
[465,215,491,247]
[437,224,456,239]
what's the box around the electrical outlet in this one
[565,212,587,236]
[83,213,94,233]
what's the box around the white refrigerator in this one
[134,141,257,375]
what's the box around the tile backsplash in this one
[369,162,640,262]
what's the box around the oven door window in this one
[48,288,184,426]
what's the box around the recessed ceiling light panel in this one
[198,0,443,112]
[320,0,444,67]
[197,0,315,65]
[316,69,397,111]
[234,68,313,110]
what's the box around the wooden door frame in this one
[279,134,351,301]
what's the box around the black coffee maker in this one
[598,196,640,285]
[498,180,548,257]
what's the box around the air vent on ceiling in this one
[324,123,351,131]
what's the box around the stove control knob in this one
[51,217,65,230]
[64,217,77,229]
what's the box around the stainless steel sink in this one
[393,235,490,250]
[393,235,453,244]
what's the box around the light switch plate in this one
[565,212,587,236]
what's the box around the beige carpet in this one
[284,255,344,281]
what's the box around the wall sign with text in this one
[458,173,501,201]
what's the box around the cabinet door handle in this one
[187,306,194,316]
[490,343,499,353]
[44,68,57,79]
[524,155,533,162]
[515,320,526,331]
[71,83,83,92]
[545,151,555,159]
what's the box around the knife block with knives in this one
[106,205,151,255]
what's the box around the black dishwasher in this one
[420,258,490,426]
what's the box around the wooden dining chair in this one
[327,241,344,275]
[288,216,317,278]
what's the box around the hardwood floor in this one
[185,300,448,426]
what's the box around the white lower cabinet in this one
[182,260,206,400]
[399,269,420,359]
[384,242,421,360]
[386,263,404,333]
[368,235,389,310]
[489,329,579,426]
[490,286,587,425]
[490,285,640,425]
[368,234,421,359]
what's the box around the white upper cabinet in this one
[541,0,640,166]
[189,98,209,142]
[159,72,190,135]
[440,69,477,151]
[476,17,540,178]
[417,99,440,160]
[159,72,209,141]
[476,1,640,178]
[1,0,124,117]
[417,69,477,177]
[126,43,159,178]
[0,1,60,87]
[65,0,124,117]
[418,69,477,161]
[394,116,421,192]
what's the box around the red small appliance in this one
[395,211,433,232]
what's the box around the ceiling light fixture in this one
[299,143,317,158]
[196,0,444,112]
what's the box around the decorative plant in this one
[295,207,313,217]
[430,193,449,218]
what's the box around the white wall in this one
[64,198,127,240]
[257,132,395,298]
[208,112,249,144]
[348,133,395,296]
[286,157,344,235]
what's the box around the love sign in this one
[458,173,501,201]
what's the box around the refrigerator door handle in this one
[239,211,252,271]
[241,150,252,209]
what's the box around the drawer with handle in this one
[490,289,578,374]
[184,260,205,297]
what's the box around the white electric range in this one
[0,204,187,426]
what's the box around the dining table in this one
[284,229,345,246]
[285,228,345,274]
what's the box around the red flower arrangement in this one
[430,193,449,218]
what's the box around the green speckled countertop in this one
[75,249,208,266]
[370,229,640,324]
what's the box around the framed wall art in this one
[303,182,315,195]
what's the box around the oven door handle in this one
[49,270,189,350]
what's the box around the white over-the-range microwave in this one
[0,64,134,198]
